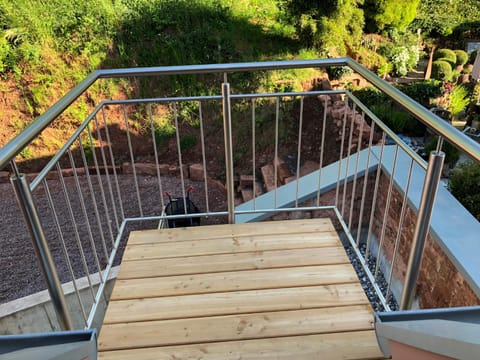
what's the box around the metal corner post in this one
[10,173,73,330]
[400,151,445,310]
[222,82,235,224]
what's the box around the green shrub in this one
[431,60,452,80]
[370,103,417,134]
[180,134,197,151]
[448,162,480,220]
[327,66,354,80]
[433,48,457,65]
[389,45,419,76]
[448,85,470,117]
[397,81,442,107]
[453,49,468,65]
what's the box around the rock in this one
[0,171,9,183]
[331,108,346,120]
[122,162,133,174]
[239,174,254,187]
[134,163,159,176]
[284,176,297,184]
[189,163,204,181]
[274,156,292,184]
[207,177,227,194]
[254,181,264,196]
[317,95,332,107]
[261,164,276,192]
[168,164,189,178]
[241,188,253,202]
[300,160,319,177]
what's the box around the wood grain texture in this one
[117,246,349,279]
[99,219,382,359]
[99,305,374,350]
[111,264,358,300]
[99,330,383,360]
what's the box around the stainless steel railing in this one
[0,58,479,331]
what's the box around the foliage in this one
[448,85,470,118]
[363,0,420,32]
[410,0,480,37]
[433,49,456,66]
[396,81,442,107]
[390,45,420,76]
[327,66,354,80]
[453,50,468,66]
[280,0,364,55]
[153,116,176,146]
[370,103,417,134]
[448,162,480,221]
[431,60,452,81]
[180,134,197,151]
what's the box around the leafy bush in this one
[389,45,419,76]
[448,162,480,220]
[397,81,442,107]
[327,66,354,80]
[433,48,457,65]
[363,0,420,32]
[431,60,452,80]
[180,134,197,151]
[448,85,470,117]
[453,50,468,65]
[370,103,420,134]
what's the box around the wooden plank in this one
[99,305,374,351]
[122,232,340,261]
[128,218,335,245]
[98,330,383,360]
[117,246,349,279]
[111,264,358,300]
[103,284,368,324]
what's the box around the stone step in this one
[261,164,277,192]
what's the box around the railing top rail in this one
[1,57,479,171]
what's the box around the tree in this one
[363,0,420,33]
[281,0,364,56]
[410,0,480,37]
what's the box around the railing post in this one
[400,151,445,310]
[222,82,235,224]
[10,173,73,330]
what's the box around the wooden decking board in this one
[128,218,335,245]
[117,246,350,280]
[122,231,340,261]
[98,330,383,360]
[103,283,368,324]
[99,305,374,351]
[111,264,358,300]
[99,219,383,359]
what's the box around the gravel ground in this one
[0,174,227,304]
[345,243,399,312]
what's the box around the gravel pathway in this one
[0,174,227,304]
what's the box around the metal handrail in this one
[2,58,480,332]
[2,58,479,170]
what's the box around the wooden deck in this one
[98,218,384,360]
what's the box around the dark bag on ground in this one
[164,188,201,228]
